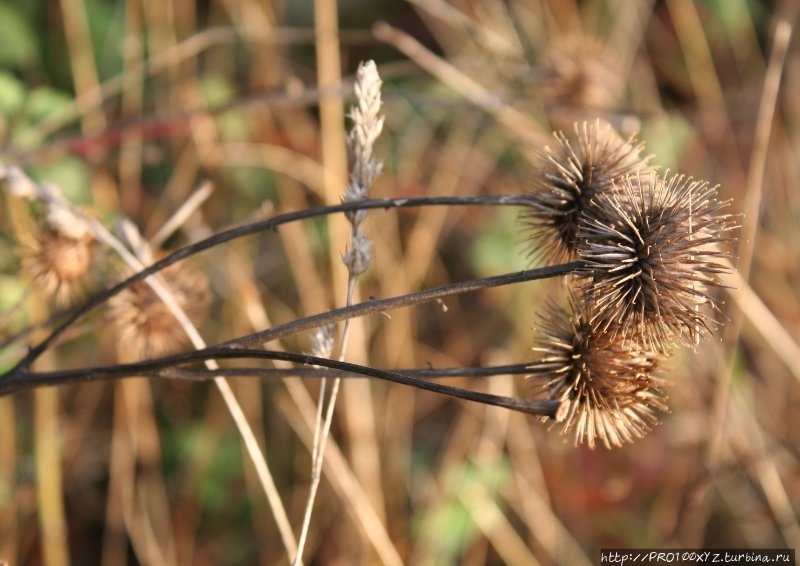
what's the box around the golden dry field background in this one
[0,0,798,564]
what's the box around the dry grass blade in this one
[458,478,541,566]
[4,169,298,558]
[103,223,299,558]
[373,21,548,149]
[293,2,365,564]
[723,266,800,385]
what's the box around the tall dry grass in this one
[0,1,798,564]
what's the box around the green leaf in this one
[25,86,74,124]
[412,459,511,562]
[0,72,27,117]
[0,4,38,67]
[0,275,29,373]
[470,207,529,276]
[0,275,27,312]
[641,113,693,171]
[29,157,91,205]
[199,74,235,108]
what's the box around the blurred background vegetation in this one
[0,0,799,564]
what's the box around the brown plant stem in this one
[3,350,563,420]
[1,259,577,392]
[34,379,70,566]
[4,358,537,390]
[162,363,535,380]
[7,194,547,375]
[219,261,580,350]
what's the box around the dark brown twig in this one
[0,349,562,420]
[5,194,569,379]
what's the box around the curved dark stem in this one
[159,363,533,380]
[0,349,561,419]
[0,351,533,392]
[1,260,579,389]
[6,193,539,376]
[219,260,580,349]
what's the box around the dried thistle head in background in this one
[106,257,210,360]
[538,35,625,114]
[522,120,651,263]
[578,171,739,351]
[528,295,669,449]
[3,164,102,306]
[18,209,98,306]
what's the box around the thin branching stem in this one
[0,349,562,419]
[160,363,533,380]
[217,261,580,349]
[2,260,578,386]
[1,349,533,391]
[7,193,539,375]
[2,252,577,421]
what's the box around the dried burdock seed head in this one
[107,257,210,360]
[522,120,651,263]
[18,211,97,306]
[528,295,669,449]
[577,171,739,351]
[538,35,625,113]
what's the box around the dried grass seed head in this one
[342,231,372,277]
[347,60,384,181]
[107,256,211,360]
[522,120,651,263]
[309,324,335,359]
[577,170,739,351]
[341,60,384,280]
[528,296,669,449]
[343,60,384,227]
